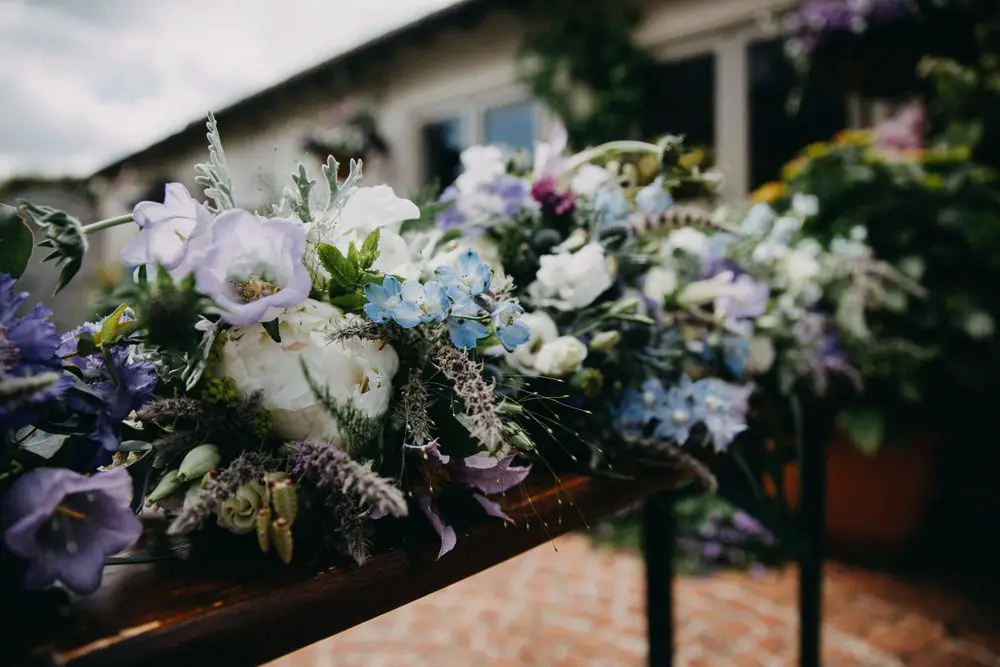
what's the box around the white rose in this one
[217,480,267,535]
[219,299,399,450]
[662,227,710,259]
[642,266,679,304]
[506,311,560,376]
[533,336,588,378]
[528,242,615,311]
[570,164,615,198]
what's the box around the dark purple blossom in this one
[60,316,157,451]
[0,274,71,430]
[786,0,912,53]
[2,467,142,594]
[415,444,531,559]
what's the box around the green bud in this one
[257,506,272,553]
[176,444,221,482]
[506,423,536,452]
[608,298,639,316]
[270,479,298,525]
[570,368,605,398]
[588,331,621,352]
[496,401,524,416]
[272,517,294,565]
[146,470,182,505]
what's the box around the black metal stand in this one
[798,410,828,667]
[643,492,675,667]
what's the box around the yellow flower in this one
[752,181,786,204]
[679,148,705,170]
[922,173,944,190]
[833,129,872,146]
[803,142,829,159]
[781,156,808,181]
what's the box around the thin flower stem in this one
[563,140,662,175]
[81,214,133,235]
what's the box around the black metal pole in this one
[643,492,675,667]
[798,410,827,667]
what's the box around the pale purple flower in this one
[714,274,769,320]
[121,183,214,276]
[2,467,142,594]
[415,445,531,559]
[532,124,569,181]
[874,102,926,153]
[193,210,310,326]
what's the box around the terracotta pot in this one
[780,433,939,559]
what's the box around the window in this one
[646,54,716,151]
[484,101,535,150]
[747,39,847,188]
[421,118,464,193]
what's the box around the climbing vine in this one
[517,2,657,150]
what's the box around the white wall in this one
[94,0,793,259]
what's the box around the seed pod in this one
[271,517,293,565]
[588,330,621,352]
[146,470,182,505]
[257,506,272,553]
[176,444,221,482]
[270,480,297,525]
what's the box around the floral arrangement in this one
[0,114,556,597]
[423,125,924,475]
[752,101,1000,448]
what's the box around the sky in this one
[0,0,460,180]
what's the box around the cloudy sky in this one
[0,0,459,179]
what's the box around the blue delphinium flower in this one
[0,274,72,431]
[689,378,752,451]
[364,275,406,324]
[400,280,450,325]
[636,177,674,216]
[434,248,492,300]
[592,187,630,226]
[490,300,530,352]
[652,386,697,444]
[722,337,750,377]
[616,377,668,436]
[447,317,491,350]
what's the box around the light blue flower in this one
[434,248,493,300]
[653,386,696,445]
[400,279,450,325]
[363,275,405,324]
[490,300,530,352]
[636,177,674,216]
[447,317,491,350]
[689,378,752,451]
[616,377,667,435]
[592,187,630,224]
[722,337,750,377]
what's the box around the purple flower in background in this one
[786,0,912,53]
[193,210,310,326]
[874,102,926,153]
[60,314,157,451]
[2,467,142,594]
[714,274,769,320]
[436,186,467,230]
[0,274,71,431]
[414,444,531,559]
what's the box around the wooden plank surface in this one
[11,467,689,667]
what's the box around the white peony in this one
[528,242,615,311]
[455,146,506,192]
[642,266,679,304]
[506,311,559,376]
[533,336,588,377]
[311,185,421,280]
[662,227,710,260]
[570,164,615,198]
[219,299,399,449]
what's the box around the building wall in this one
[91,0,793,261]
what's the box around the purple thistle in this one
[2,467,142,594]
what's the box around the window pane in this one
[748,39,847,188]
[484,101,535,150]
[646,54,716,151]
[422,118,464,191]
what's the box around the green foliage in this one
[0,203,32,278]
[18,202,88,294]
[300,358,384,460]
[837,407,886,455]
[317,228,382,315]
[518,2,656,148]
[193,112,235,212]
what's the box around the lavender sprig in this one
[167,451,265,535]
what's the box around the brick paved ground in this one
[269,534,1000,667]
